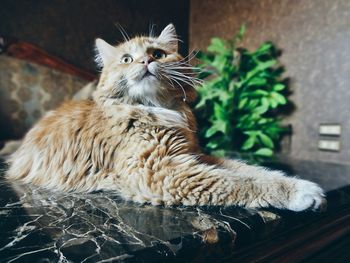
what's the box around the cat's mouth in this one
[141,70,156,80]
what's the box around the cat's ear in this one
[95,38,117,67]
[158,24,178,52]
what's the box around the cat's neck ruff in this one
[99,99,191,131]
[137,105,189,129]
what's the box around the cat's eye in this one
[121,55,133,64]
[152,49,167,59]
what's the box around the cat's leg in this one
[199,155,326,211]
[122,154,325,211]
[200,154,269,171]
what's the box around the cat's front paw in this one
[287,179,326,212]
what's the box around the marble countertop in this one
[1,158,350,263]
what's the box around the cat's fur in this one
[6,24,325,211]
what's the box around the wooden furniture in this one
[0,35,96,81]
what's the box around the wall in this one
[190,0,350,165]
[0,0,189,72]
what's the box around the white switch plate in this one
[318,140,340,151]
[319,124,341,136]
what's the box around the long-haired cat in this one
[6,24,325,211]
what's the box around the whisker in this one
[159,72,176,89]
[161,66,205,74]
[154,49,204,102]
[176,50,199,63]
[167,77,187,102]
[161,69,203,85]
[149,23,156,37]
[116,24,130,41]
[161,51,199,68]
[157,69,189,101]
[159,63,205,76]
[160,64,201,69]
[166,73,200,88]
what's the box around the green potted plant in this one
[194,26,290,163]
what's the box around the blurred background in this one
[1,0,349,166]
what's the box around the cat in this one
[6,24,325,211]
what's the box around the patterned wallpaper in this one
[0,55,89,140]
[190,0,350,164]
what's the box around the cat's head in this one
[94,24,199,108]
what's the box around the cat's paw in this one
[287,179,326,212]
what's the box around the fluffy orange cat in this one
[6,24,325,211]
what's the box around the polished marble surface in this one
[0,158,350,263]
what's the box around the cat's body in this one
[6,24,325,211]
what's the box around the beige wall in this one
[190,0,350,164]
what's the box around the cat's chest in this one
[104,105,189,131]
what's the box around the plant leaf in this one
[214,102,227,120]
[208,38,227,54]
[238,97,248,109]
[258,132,274,148]
[254,105,269,115]
[271,92,287,105]
[254,148,273,157]
[273,84,285,91]
[241,136,256,150]
[206,140,220,149]
[255,42,272,55]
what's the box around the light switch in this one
[319,124,341,136]
[318,140,340,152]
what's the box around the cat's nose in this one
[139,56,154,66]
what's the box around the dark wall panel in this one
[0,0,189,71]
